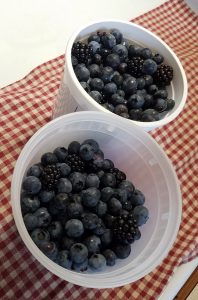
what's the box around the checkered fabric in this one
[0,0,197,299]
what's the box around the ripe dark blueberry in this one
[21,193,40,214]
[22,176,42,195]
[102,249,116,266]
[128,44,143,58]
[143,75,153,87]
[101,187,115,202]
[93,219,106,236]
[56,178,72,194]
[89,77,104,92]
[103,82,117,96]
[81,213,99,230]
[23,213,38,231]
[27,165,42,177]
[118,180,135,199]
[56,163,71,177]
[89,253,106,270]
[101,33,116,49]
[74,64,90,82]
[112,74,124,87]
[54,193,69,211]
[66,202,83,219]
[65,219,84,238]
[79,144,95,161]
[136,89,147,96]
[68,141,80,155]
[105,53,120,69]
[109,168,126,184]
[72,259,88,272]
[102,103,115,112]
[40,241,58,261]
[152,53,164,64]
[102,159,114,171]
[70,243,88,264]
[69,172,86,192]
[92,200,108,217]
[112,44,128,61]
[141,47,152,59]
[108,197,122,216]
[154,89,168,99]
[92,53,102,65]
[110,94,126,106]
[118,62,128,74]
[100,173,116,188]
[81,187,101,207]
[86,173,100,188]
[133,205,149,226]
[100,48,111,59]
[93,149,104,160]
[38,190,55,204]
[88,41,101,54]
[80,81,90,93]
[147,84,158,95]
[142,59,157,75]
[127,94,145,109]
[30,228,50,247]
[117,89,125,97]
[48,221,63,240]
[88,34,101,43]
[121,39,129,49]
[53,147,68,162]
[122,77,137,95]
[103,214,116,228]
[71,55,78,67]
[141,109,160,122]
[114,104,128,115]
[57,250,72,269]
[166,98,175,111]
[113,243,131,259]
[114,188,128,204]
[111,29,123,44]
[61,236,75,251]
[41,152,58,166]
[154,98,168,112]
[84,235,101,254]
[100,229,112,247]
[129,108,143,121]
[34,207,52,227]
[130,189,145,206]
[88,64,101,78]
[143,94,154,109]
[89,90,103,103]
[136,77,146,89]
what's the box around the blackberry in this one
[41,165,61,190]
[109,168,126,184]
[154,64,173,86]
[72,42,93,64]
[112,213,138,244]
[66,154,85,172]
[127,57,144,77]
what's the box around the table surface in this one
[0,0,197,298]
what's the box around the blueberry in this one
[92,157,104,170]
[93,53,102,65]
[118,180,135,199]
[154,89,168,99]
[143,94,154,109]
[102,103,115,112]
[147,84,158,95]
[128,45,143,58]
[134,228,141,240]
[56,163,71,177]
[113,243,131,259]
[54,193,69,211]
[81,213,99,230]
[111,29,123,44]
[41,152,58,166]
[100,173,116,188]
[117,89,125,97]
[88,34,101,43]
[65,219,84,238]
[102,159,114,171]
[40,241,58,261]
[72,258,88,272]
[141,109,159,122]
[121,112,130,118]
[121,39,129,49]
[152,53,164,64]
[136,77,146,89]
[79,144,95,161]
[141,48,152,59]
[100,48,111,59]
[90,78,105,92]
[53,147,68,162]
[71,55,78,67]
[133,205,149,226]
[69,172,86,192]
[27,165,42,177]
[112,44,128,61]
[165,98,175,111]
[123,73,132,80]
[56,178,72,194]
[86,173,100,188]
[127,94,145,109]
[34,207,51,227]
[100,66,114,83]
[82,139,99,153]
[143,75,153,86]
[93,149,104,160]
[93,219,106,236]
[142,59,157,75]
[22,176,41,195]
[47,221,63,240]
[68,141,80,155]
[105,53,120,69]
[101,33,116,49]
[122,77,137,95]
[114,104,128,115]
[154,98,167,112]
[23,213,38,231]
[21,193,40,213]
[67,202,83,219]
[136,89,147,96]
[112,74,124,87]
[61,236,75,251]
[103,214,115,228]
[70,243,88,264]
[100,229,112,247]
[88,64,101,78]
[84,235,101,254]
[89,253,106,270]
[81,187,100,207]
[129,108,143,121]
[118,63,128,74]
[130,189,145,206]
[114,188,128,204]
[101,187,115,202]
[80,81,90,92]
[92,200,107,217]
[102,249,116,266]
[57,250,72,269]
[103,82,117,96]
[88,41,101,54]
[30,228,50,247]
[108,197,122,216]
[74,64,90,82]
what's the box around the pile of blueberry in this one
[21,139,149,272]
[71,29,175,122]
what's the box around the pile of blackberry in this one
[71,29,175,122]
[21,139,149,273]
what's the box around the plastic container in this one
[11,111,182,288]
[53,19,187,131]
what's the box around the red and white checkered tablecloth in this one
[0,0,197,299]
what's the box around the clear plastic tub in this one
[11,111,182,288]
[52,20,187,131]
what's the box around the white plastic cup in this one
[52,20,187,131]
[11,111,181,288]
